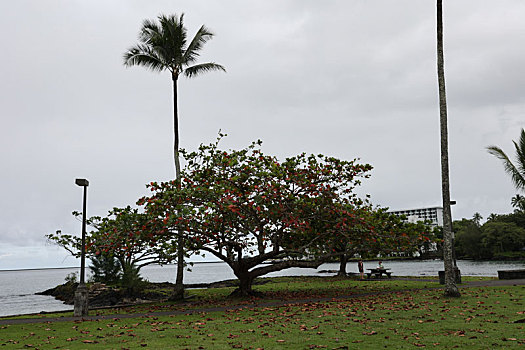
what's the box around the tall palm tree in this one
[436,0,460,297]
[487,128,525,192]
[123,13,225,299]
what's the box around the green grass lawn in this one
[1,277,523,349]
[2,276,442,320]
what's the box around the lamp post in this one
[74,178,89,317]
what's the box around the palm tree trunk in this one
[437,0,460,297]
[172,74,185,300]
[173,75,182,180]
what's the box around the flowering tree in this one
[47,206,174,288]
[325,204,435,276]
[140,136,374,295]
[327,203,374,276]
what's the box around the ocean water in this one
[0,260,523,317]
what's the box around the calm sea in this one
[0,260,523,317]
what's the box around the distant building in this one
[388,206,443,257]
[389,206,443,228]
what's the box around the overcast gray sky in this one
[1,0,524,270]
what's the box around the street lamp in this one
[74,178,89,317]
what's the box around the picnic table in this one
[366,268,392,279]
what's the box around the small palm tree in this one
[487,128,525,192]
[472,212,482,227]
[511,194,525,213]
[123,13,225,300]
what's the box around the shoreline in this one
[2,257,524,273]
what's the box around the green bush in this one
[120,263,147,297]
[89,252,121,284]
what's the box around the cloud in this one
[0,0,523,268]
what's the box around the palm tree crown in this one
[511,194,525,213]
[487,128,525,192]
[123,14,225,80]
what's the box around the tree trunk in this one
[337,254,348,276]
[171,74,185,300]
[437,0,460,297]
[171,234,185,300]
[233,270,255,297]
[173,75,181,180]
[228,258,325,296]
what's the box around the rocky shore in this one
[36,279,261,308]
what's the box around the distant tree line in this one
[453,206,525,260]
